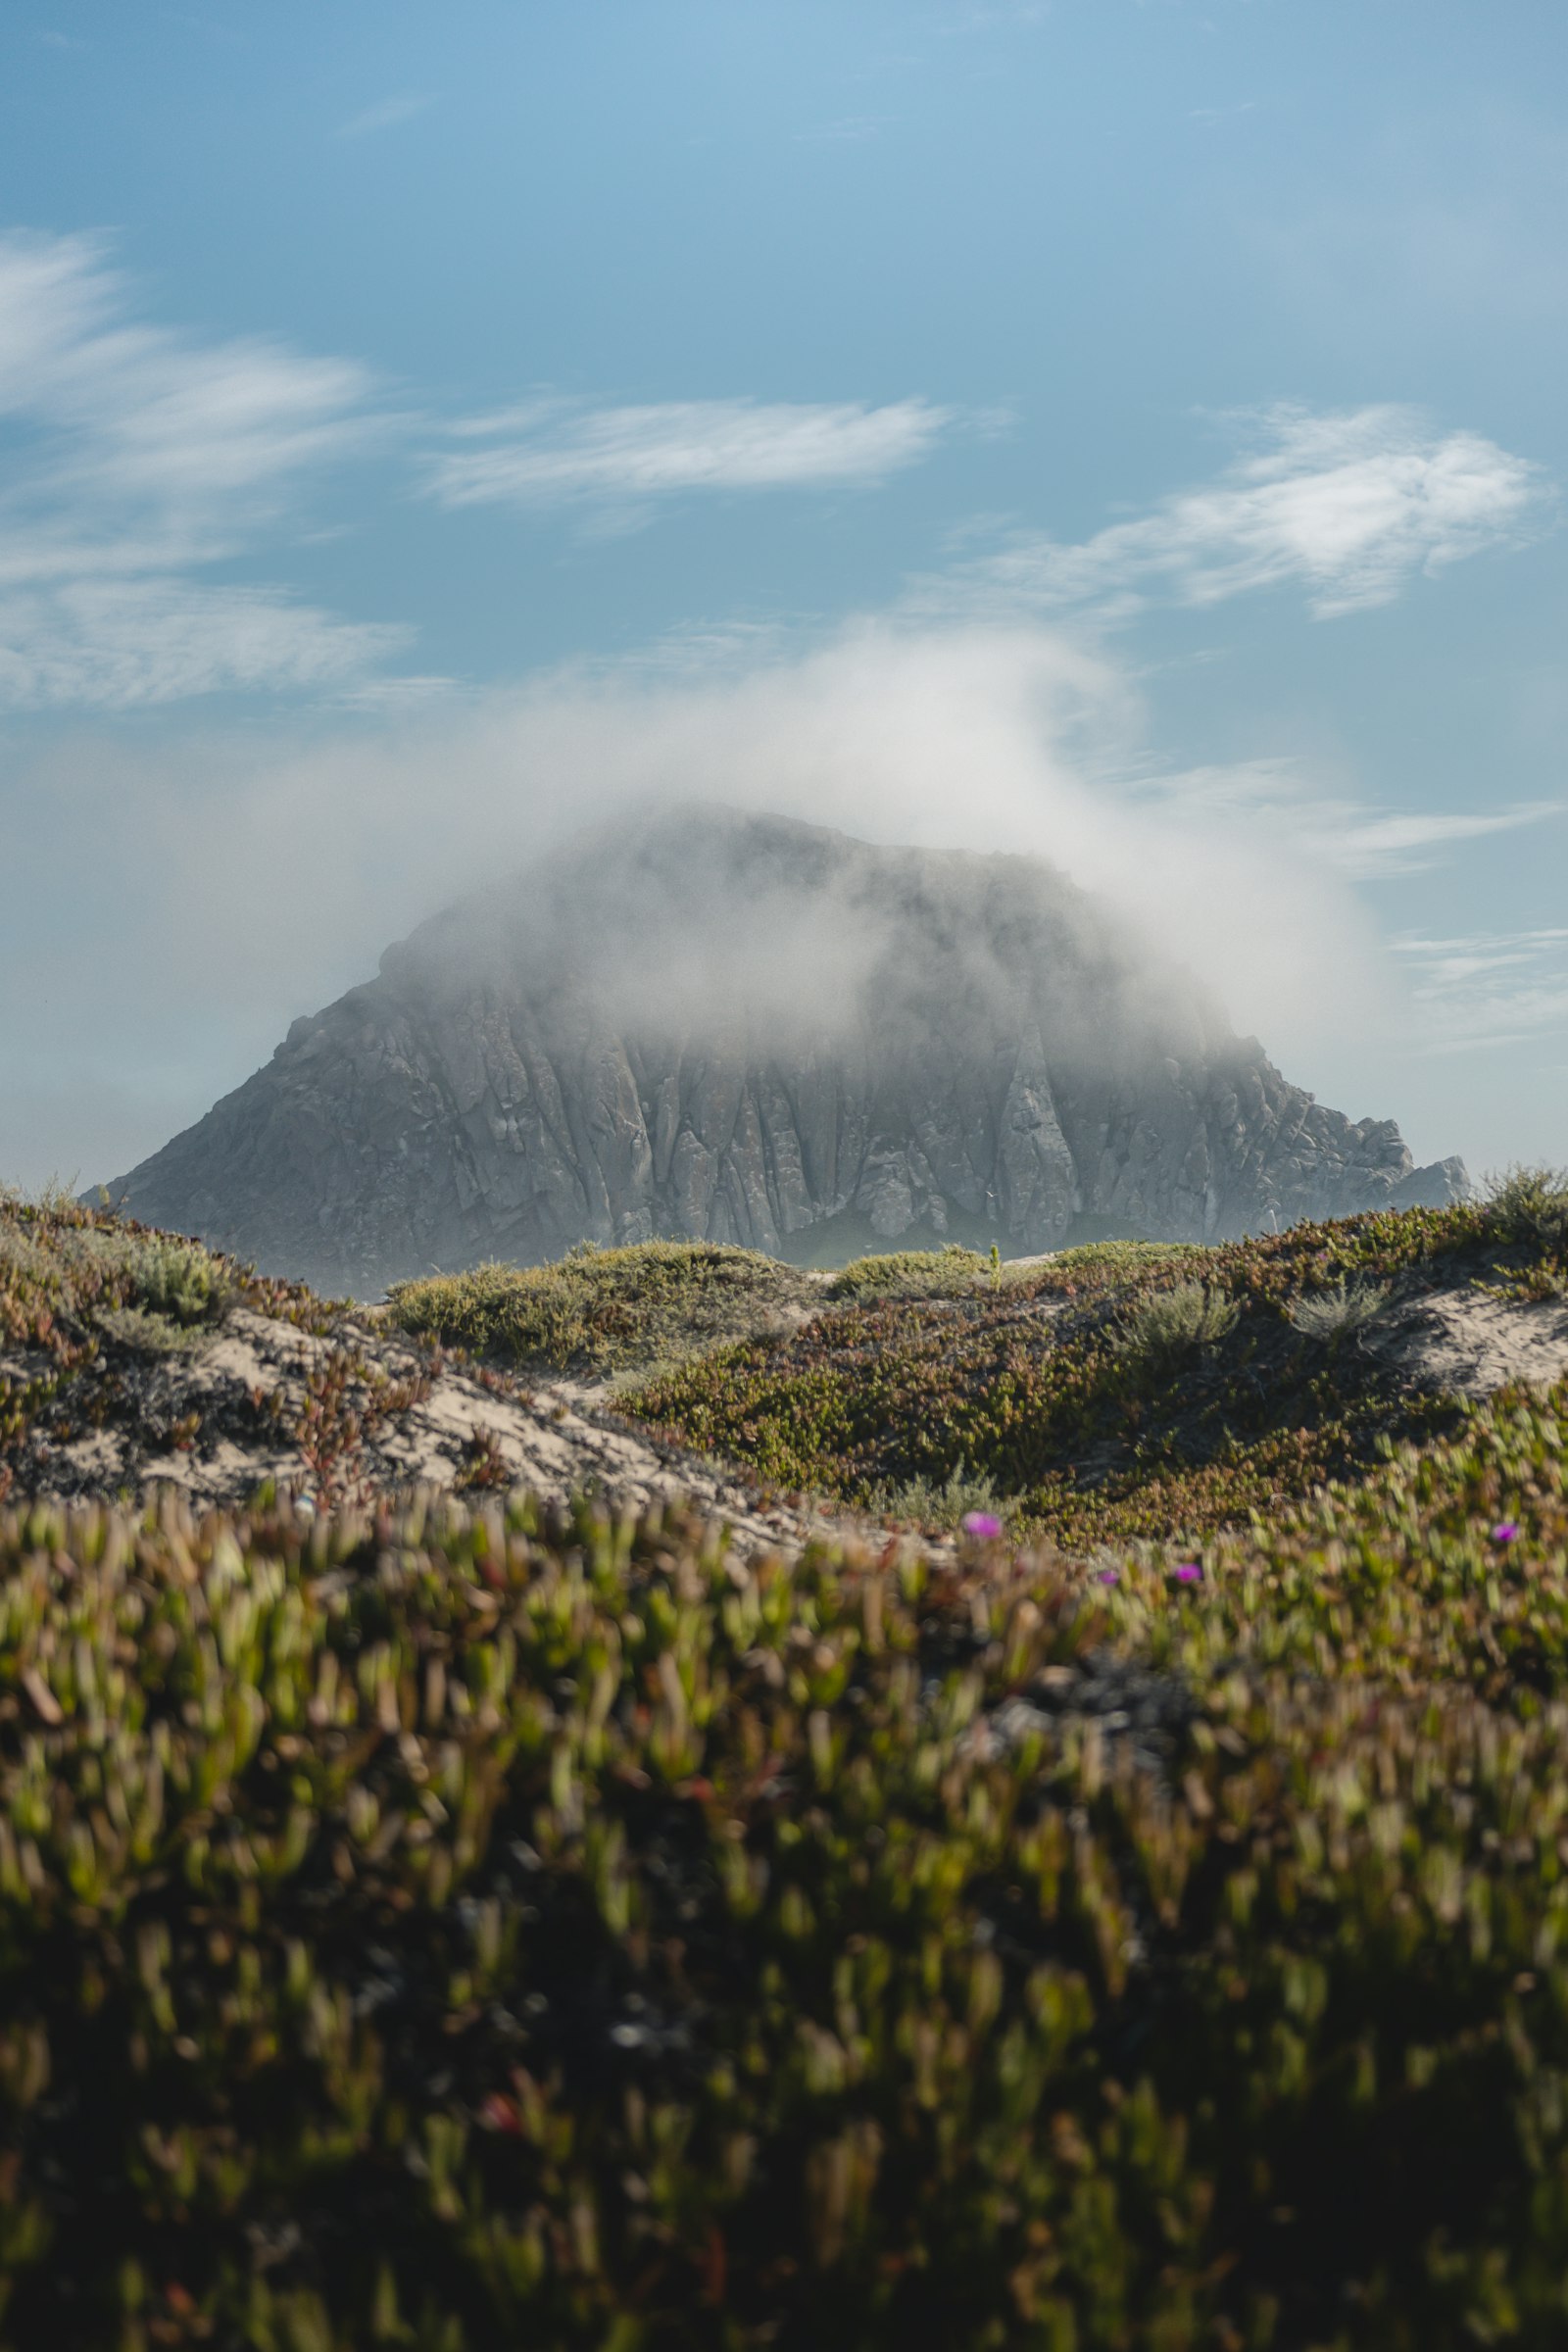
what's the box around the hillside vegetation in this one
[383,1189,1568,1553]
[0,1383,1565,2346]
[0,1180,1567,2345]
[0,1193,337,1505]
[389,1243,819,1381]
[625,1194,1568,1547]
[0,1197,809,1541]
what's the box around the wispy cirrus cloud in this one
[0,233,956,701]
[336,94,432,139]
[426,396,953,514]
[1111,758,1561,882]
[933,403,1551,622]
[1394,927,1568,1053]
[0,579,405,710]
[0,232,374,513]
[0,229,402,707]
[1296,801,1562,880]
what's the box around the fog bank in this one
[3,618,1411,1192]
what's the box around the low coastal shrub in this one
[1486,1163,1568,1253]
[1048,1239,1205,1281]
[627,1209,1511,1547]
[6,1195,1568,2339]
[825,1245,988,1301]
[865,1457,1011,1531]
[825,1243,1204,1306]
[1286,1273,1392,1345]
[0,1385,1566,2346]
[389,1242,816,1378]
[1110,1278,1239,1370]
[0,1202,228,1332]
[122,1234,228,1325]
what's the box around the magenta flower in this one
[1494,1521,1521,1544]
[1172,1562,1202,1584]
[1095,1568,1120,1587]
[962,1511,1004,1540]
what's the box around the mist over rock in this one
[107,807,1468,1295]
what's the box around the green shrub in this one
[1486,1163,1568,1251]
[1287,1272,1392,1343]
[1049,1239,1204,1281]
[389,1241,816,1376]
[1110,1278,1240,1369]
[826,1244,987,1301]
[11,1194,1568,2341]
[867,1457,1009,1531]
[93,1303,201,1355]
[1,1206,227,1332]
[0,1194,333,1477]
[124,1234,226,1325]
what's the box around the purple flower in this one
[1095,1568,1120,1587]
[1494,1521,1521,1544]
[962,1511,1004,1540]
[1172,1562,1202,1584]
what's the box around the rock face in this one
[107,807,1469,1296]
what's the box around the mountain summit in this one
[107,806,1467,1294]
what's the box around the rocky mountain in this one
[106,807,1468,1296]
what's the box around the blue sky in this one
[2,0,1565,1192]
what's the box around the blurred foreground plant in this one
[0,1371,1566,2346]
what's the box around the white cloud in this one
[1296,801,1562,880]
[0,234,954,703]
[935,403,1550,621]
[1394,928,1568,1054]
[0,230,396,707]
[427,397,952,512]
[0,581,409,710]
[0,232,373,507]
[336,95,432,139]
[1082,757,1561,883]
[0,621,1394,1139]
[9,609,1554,1187]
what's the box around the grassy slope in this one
[384,1241,1197,1389]
[624,1204,1568,1546]
[389,1243,820,1381]
[381,1203,1568,1549]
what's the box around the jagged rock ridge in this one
[108,808,1468,1295]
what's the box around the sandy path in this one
[1368,1286,1568,1400]
[19,1306,823,1554]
